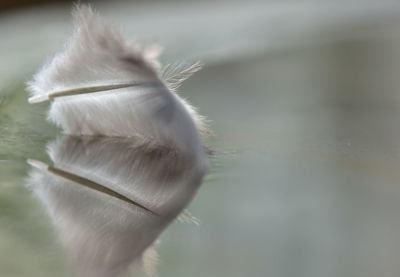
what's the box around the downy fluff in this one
[26,5,209,155]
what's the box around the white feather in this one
[26,5,209,153]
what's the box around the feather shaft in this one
[28,82,160,103]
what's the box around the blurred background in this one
[2,0,400,276]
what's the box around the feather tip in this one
[28,94,49,103]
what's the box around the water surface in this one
[2,2,400,277]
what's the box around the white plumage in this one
[26,5,209,155]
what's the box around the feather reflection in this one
[26,135,208,277]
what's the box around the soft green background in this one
[2,1,400,276]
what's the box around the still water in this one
[2,2,400,277]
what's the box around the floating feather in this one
[25,5,210,277]
[26,5,209,154]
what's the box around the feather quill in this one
[26,5,209,152]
